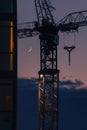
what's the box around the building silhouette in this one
[0,0,17,129]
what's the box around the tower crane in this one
[17,0,87,129]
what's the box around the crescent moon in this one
[27,47,32,53]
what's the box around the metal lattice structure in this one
[34,0,55,25]
[34,0,59,129]
[38,31,59,130]
[57,10,87,32]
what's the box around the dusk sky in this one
[17,0,87,84]
[17,0,87,130]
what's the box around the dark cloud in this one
[60,79,86,89]
[17,78,87,130]
[17,78,38,130]
[59,79,87,130]
[18,78,86,90]
[17,78,38,90]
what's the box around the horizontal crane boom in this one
[17,21,39,38]
[57,10,87,32]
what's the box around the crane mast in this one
[34,0,59,130]
[38,26,59,130]
[34,0,55,25]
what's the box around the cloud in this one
[18,77,87,90]
[17,78,87,130]
[17,77,87,99]
[17,78,38,90]
[60,79,87,90]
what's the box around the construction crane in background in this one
[17,0,87,129]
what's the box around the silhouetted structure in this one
[18,0,87,129]
[64,46,75,65]
[0,0,17,130]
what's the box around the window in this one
[0,21,14,71]
[0,0,13,13]
[0,80,13,129]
